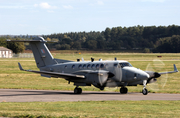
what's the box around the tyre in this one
[142,88,148,95]
[120,87,128,94]
[74,88,79,94]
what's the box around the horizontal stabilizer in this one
[6,39,56,43]
[7,39,43,42]
[9,37,71,67]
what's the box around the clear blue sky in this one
[0,0,179,35]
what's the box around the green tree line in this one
[0,25,180,53]
[44,25,180,53]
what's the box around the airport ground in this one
[0,53,180,117]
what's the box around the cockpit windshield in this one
[120,62,133,68]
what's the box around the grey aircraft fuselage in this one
[41,60,149,88]
[8,37,178,95]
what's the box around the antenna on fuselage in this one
[81,57,84,62]
[115,57,117,61]
[91,58,94,62]
[77,59,80,62]
[99,58,102,61]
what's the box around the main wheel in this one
[74,87,82,94]
[120,87,128,94]
[74,87,79,94]
[100,87,104,91]
[142,88,148,95]
[78,88,82,94]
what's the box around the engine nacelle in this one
[86,70,109,87]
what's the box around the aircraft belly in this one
[65,77,85,82]
[105,81,121,87]
[128,80,143,86]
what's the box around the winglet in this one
[18,62,24,70]
[174,64,178,72]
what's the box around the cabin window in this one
[78,64,82,69]
[91,64,95,69]
[100,64,105,68]
[87,64,91,69]
[72,65,75,69]
[83,64,86,69]
[96,64,99,69]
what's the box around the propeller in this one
[104,60,120,92]
[145,59,168,91]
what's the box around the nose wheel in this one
[142,80,148,95]
[74,87,82,94]
[142,88,148,95]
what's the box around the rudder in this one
[30,37,55,68]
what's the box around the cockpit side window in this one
[120,62,133,68]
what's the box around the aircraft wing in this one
[18,63,85,79]
[145,64,178,79]
[159,64,178,75]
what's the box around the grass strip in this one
[0,100,180,118]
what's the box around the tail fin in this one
[7,37,73,68]
[30,37,55,67]
[7,37,55,68]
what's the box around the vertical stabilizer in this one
[7,37,73,68]
[30,37,55,68]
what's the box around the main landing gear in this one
[120,87,128,94]
[74,87,82,94]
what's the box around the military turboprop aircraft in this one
[7,37,178,95]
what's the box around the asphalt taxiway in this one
[0,89,180,102]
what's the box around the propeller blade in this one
[145,59,168,91]
[147,78,157,84]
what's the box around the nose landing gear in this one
[142,80,148,95]
[142,88,148,95]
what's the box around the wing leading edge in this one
[18,63,85,79]
[159,64,179,75]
